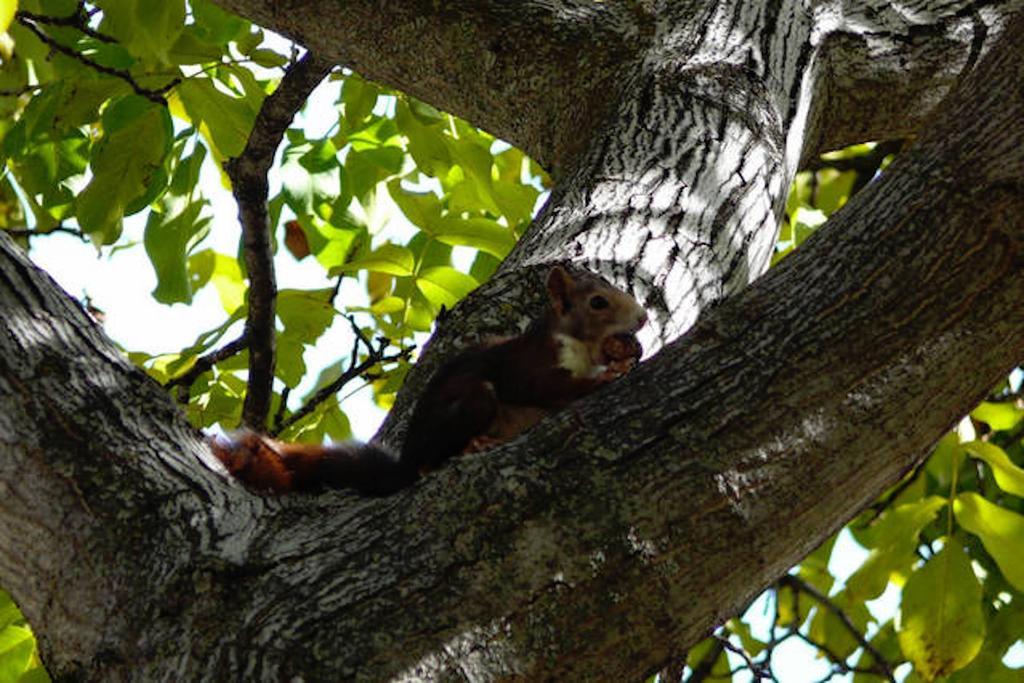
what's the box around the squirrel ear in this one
[546,266,575,314]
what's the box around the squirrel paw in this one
[463,435,504,454]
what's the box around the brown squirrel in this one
[208,266,647,495]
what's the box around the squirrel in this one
[208,266,647,496]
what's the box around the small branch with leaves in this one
[679,574,898,683]
[165,333,249,403]
[223,50,334,431]
[14,11,178,104]
[271,316,413,437]
[776,575,896,683]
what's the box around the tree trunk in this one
[0,1,1021,680]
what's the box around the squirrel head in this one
[545,266,647,364]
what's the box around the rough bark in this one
[0,1,1021,682]
[209,0,1022,175]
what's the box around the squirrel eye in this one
[589,295,609,310]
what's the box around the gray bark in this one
[0,0,1021,681]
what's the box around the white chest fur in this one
[553,333,605,378]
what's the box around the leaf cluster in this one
[0,1,546,441]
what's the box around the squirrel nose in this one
[634,311,648,331]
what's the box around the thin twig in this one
[17,8,117,43]
[0,84,44,98]
[778,575,895,682]
[15,12,178,103]
[3,226,86,241]
[166,333,248,403]
[274,348,413,438]
[714,635,775,682]
[271,386,291,434]
[224,50,334,431]
[328,275,343,306]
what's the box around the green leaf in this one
[0,0,15,35]
[775,581,812,628]
[925,432,961,490]
[187,250,245,314]
[954,492,1024,591]
[280,135,342,215]
[855,496,947,550]
[493,178,539,227]
[189,0,249,45]
[415,266,477,309]
[97,0,186,65]
[434,216,516,258]
[797,534,837,596]
[344,147,403,202]
[334,243,414,277]
[277,289,335,344]
[970,402,1022,431]
[404,291,436,332]
[813,168,855,215]
[248,48,289,69]
[144,200,210,304]
[275,335,306,388]
[684,636,731,678]
[949,601,1024,683]
[0,625,34,682]
[727,619,766,656]
[846,497,946,602]
[853,622,902,683]
[808,592,871,660]
[387,179,442,233]
[77,95,172,243]
[235,28,264,55]
[396,99,450,176]
[369,296,405,315]
[898,543,985,680]
[301,213,365,271]
[176,78,259,158]
[0,593,19,632]
[18,664,52,683]
[166,27,226,65]
[189,371,246,428]
[341,75,379,128]
[963,441,1024,497]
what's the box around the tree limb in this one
[209,0,644,175]
[224,50,333,431]
[209,0,1022,173]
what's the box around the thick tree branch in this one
[224,51,333,431]
[209,0,1022,174]
[209,0,645,175]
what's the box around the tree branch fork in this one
[0,23,1021,674]
[0,3,1021,681]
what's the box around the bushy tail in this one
[208,431,417,496]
